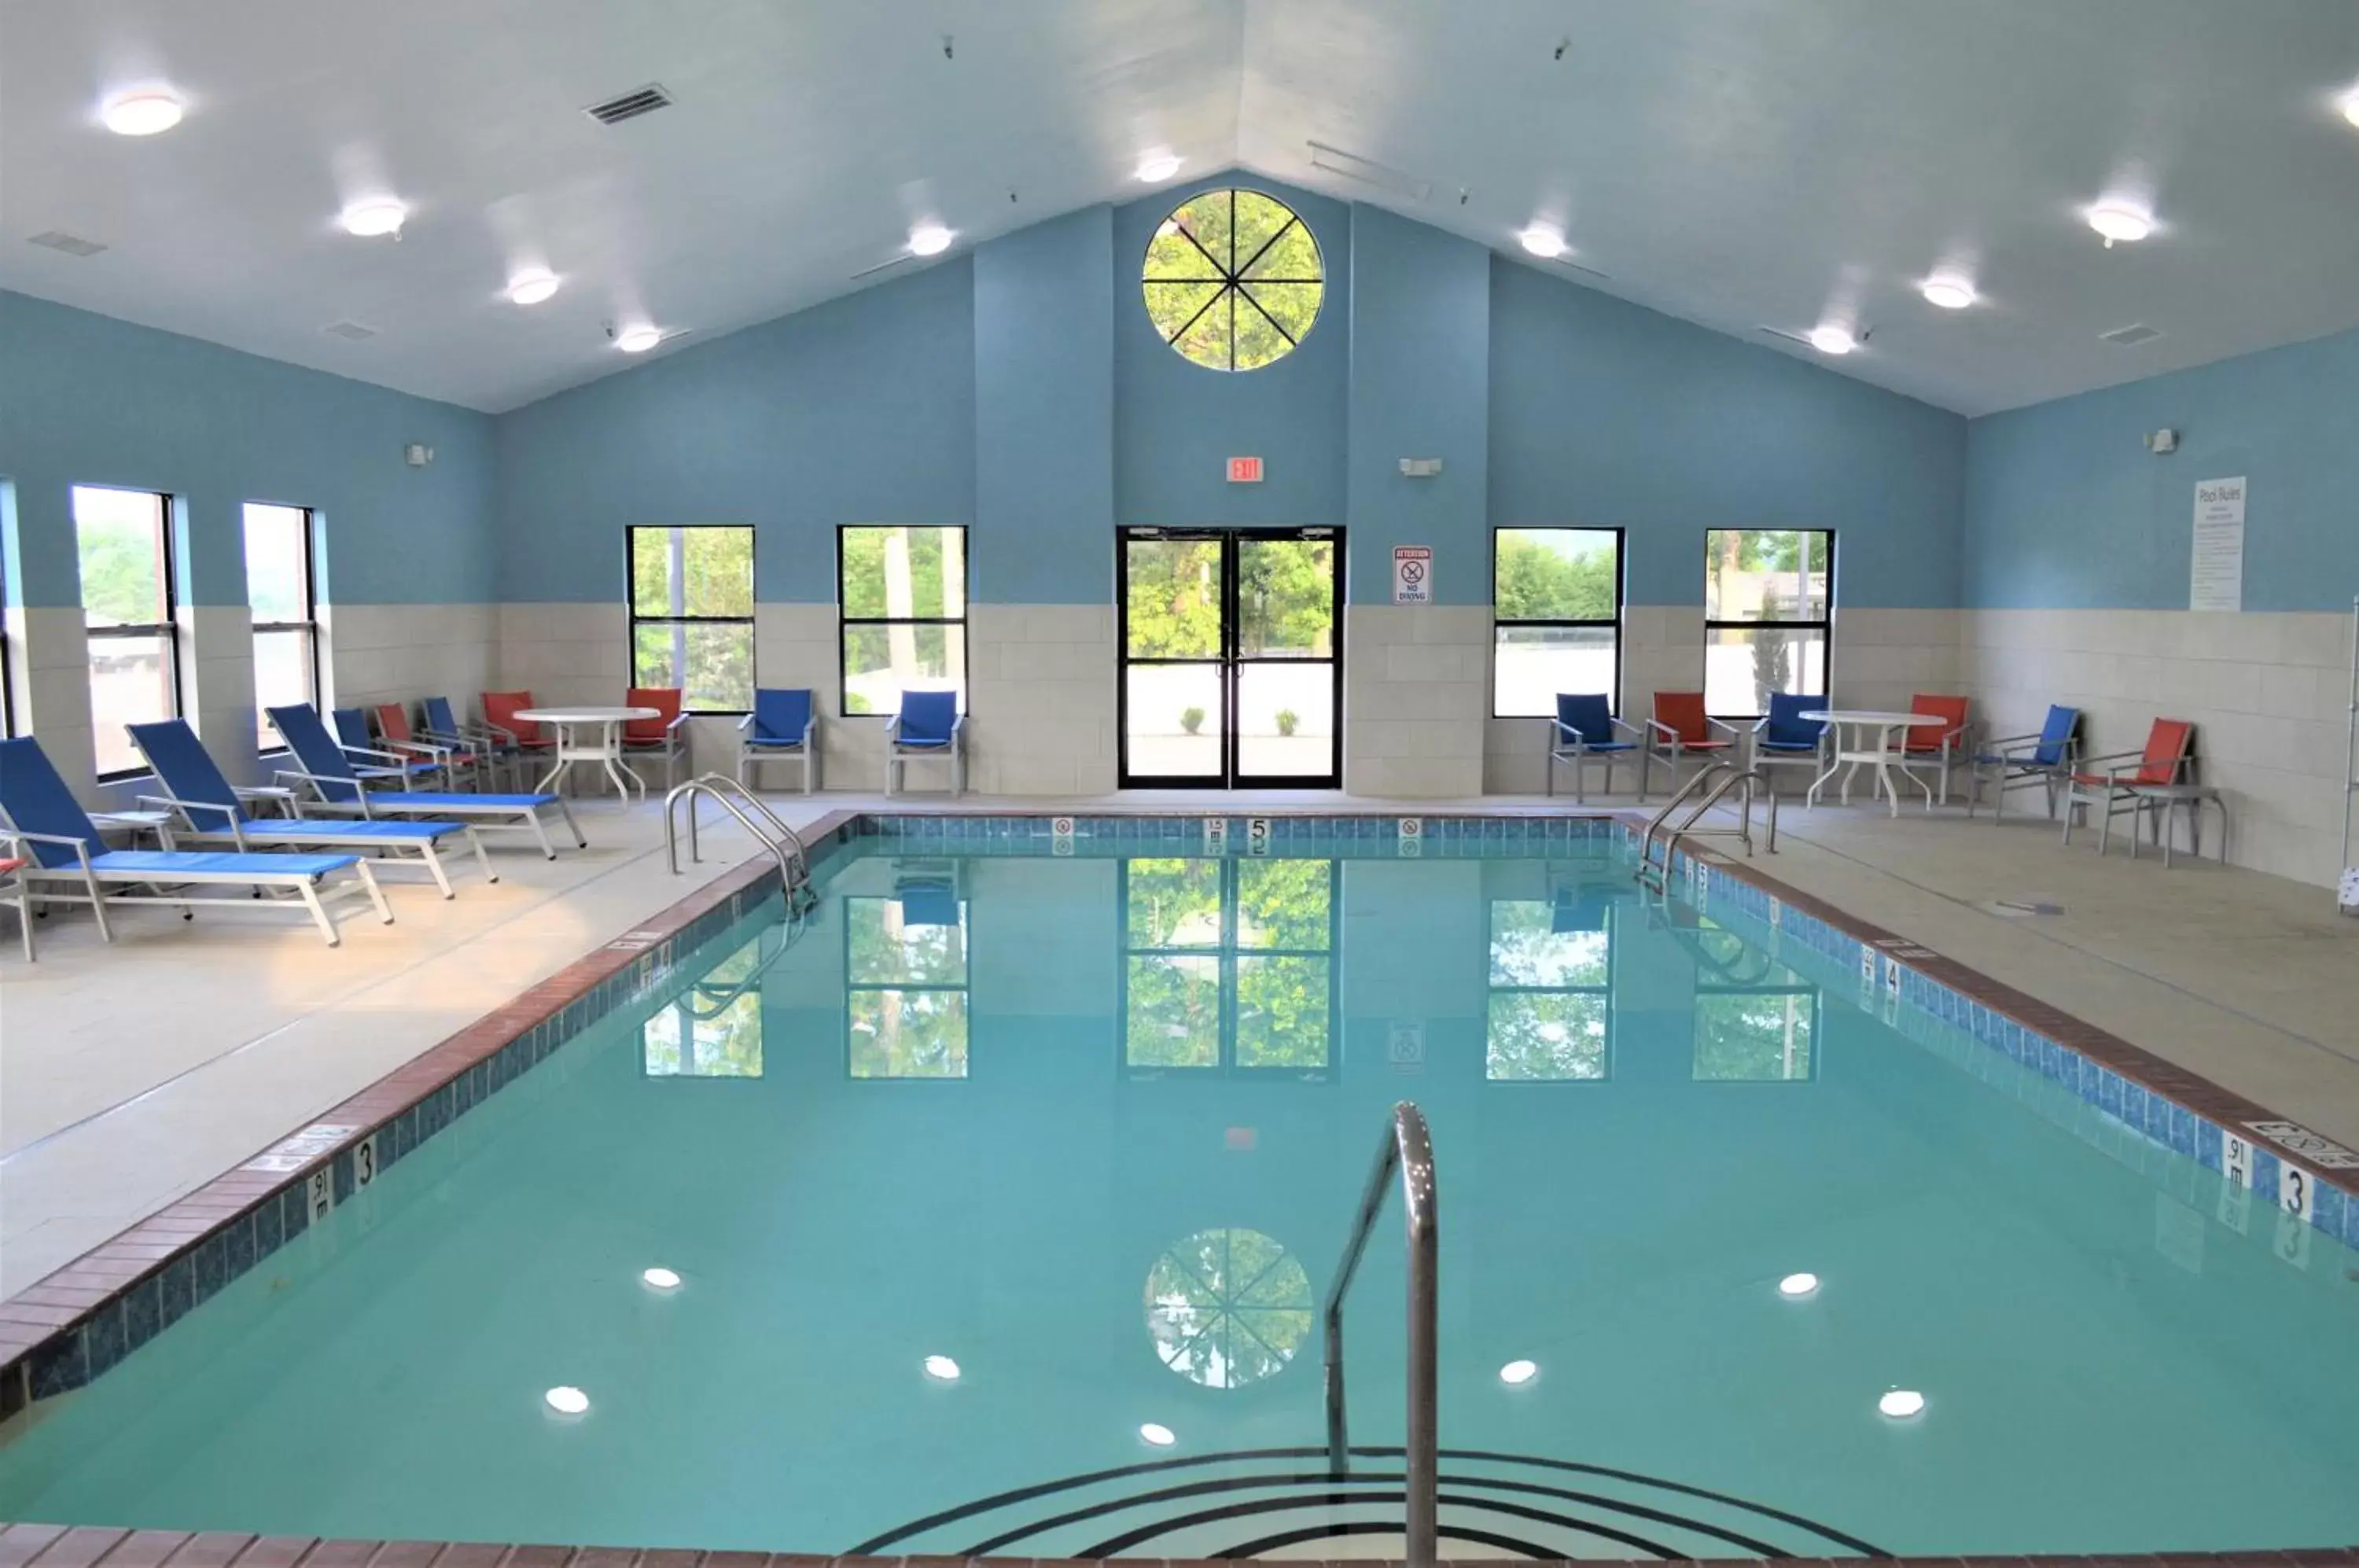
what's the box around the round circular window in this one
[1143,1226,1314,1389]
[1143,189,1323,372]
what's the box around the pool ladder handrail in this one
[664,772,811,898]
[1322,1100,1438,1568]
[1635,761,1776,879]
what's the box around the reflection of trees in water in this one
[1123,859,1334,1073]
[1485,901,1609,1080]
[642,937,767,1077]
[1694,991,1816,1081]
[847,894,970,1078]
[1145,1227,1314,1389]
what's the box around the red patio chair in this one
[2061,718,2195,854]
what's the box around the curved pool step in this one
[853,1445,1884,1561]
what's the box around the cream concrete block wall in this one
[324,603,499,719]
[1828,608,1963,716]
[1344,605,1488,797]
[1958,608,2357,887]
[182,602,258,784]
[965,604,1117,796]
[15,605,98,804]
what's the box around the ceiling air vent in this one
[27,230,107,257]
[2100,323,2162,347]
[322,320,379,340]
[583,83,672,126]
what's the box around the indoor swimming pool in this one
[2,823,2354,1559]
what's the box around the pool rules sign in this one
[2190,477,2245,613]
[1393,545,1432,605]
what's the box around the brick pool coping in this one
[2,806,2354,1563]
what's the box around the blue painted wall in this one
[1963,326,2359,612]
[1488,259,1966,609]
[0,291,493,609]
[494,258,977,605]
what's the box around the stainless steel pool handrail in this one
[664,774,809,896]
[1636,762,1732,870]
[1322,1100,1437,1568]
[1636,764,1776,878]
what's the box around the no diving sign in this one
[1393,545,1431,605]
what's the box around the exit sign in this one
[1227,455,1264,484]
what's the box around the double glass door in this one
[1119,528,1342,789]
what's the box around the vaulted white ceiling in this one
[7,0,2359,416]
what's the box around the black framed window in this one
[73,484,180,779]
[1485,885,1614,1081]
[1492,527,1623,717]
[629,525,754,712]
[1142,187,1325,373]
[1703,528,1832,719]
[845,878,970,1078]
[838,525,966,716]
[245,503,320,751]
[1121,856,1335,1077]
[1691,928,1818,1082]
[0,541,15,739]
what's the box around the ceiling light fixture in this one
[543,1386,590,1416]
[1135,151,1183,182]
[340,198,407,238]
[1517,224,1567,259]
[1778,1272,1820,1298]
[613,324,662,353]
[1878,1389,1927,1419]
[923,1354,962,1381]
[1807,324,1856,355]
[1919,274,1976,310]
[1498,1359,1540,1386]
[101,89,183,136]
[2086,204,2152,248]
[908,223,955,257]
[508,270,561,306]
[640,1266,680,1291]
[2340,90,2359,129]
[1139,1422,1177,1447]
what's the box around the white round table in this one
[513,706,661,801]
[1798,710,1952,817]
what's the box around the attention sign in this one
[1392,545,1432,605]
[1227,455,1264,484]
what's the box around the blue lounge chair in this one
[1969,703,2081,820]
[1546,694,1643,802]
[1750,693,1829,796]
[885,690,963,797]
[0,736,391,946]
[127,719,493,899]
[267,704,586,859]
[738,687,818,793]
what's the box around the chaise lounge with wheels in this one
[267,703,587,859]
[128,719,495,899]
[0,736,392,947]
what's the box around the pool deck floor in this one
[4,783,2357,1301]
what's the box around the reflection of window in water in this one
[1122,858,1334,1077]
[846,878,970,1078]
[1485,887,1612,1080]
[642,937,767,1077]
[1690,927,1817,1081]
[1144,1227,1313,1389]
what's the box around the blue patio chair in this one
[738,687,819,793]
[1968,704,2081,820]
[128,719,493,898]
[894,872,962,927]
[267,704,586,859]
[329,705,440,789]
[885,690,964,797]
[1545,694,1643,802]
[421,694,510,791]
[1750,693,1829,796]
[0,735,391,946]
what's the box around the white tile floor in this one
[3,783,2356,1301]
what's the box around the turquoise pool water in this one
[2,836,2355,1558]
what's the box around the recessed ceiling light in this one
[2086,204,2152,247]
[1919,274,1976,311]
[101,90,183,137]
[508,270,561,306]
[1807,324,1856,355]
[1135,151,1183,182]
[1878,1389,1927,1419]
[923,1354,961,1381]
[614,324,662,353]
[1139,1422,1177,1447]
[340,198,407,238]
[908,223,955,257]
[1778,1272,1820,1298]
[1498,1359,1540,1386]
[640,1266,680,1291]
[2339,90,2359,129]
[1517,224,1567,259]
[543,1386,590,1416]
